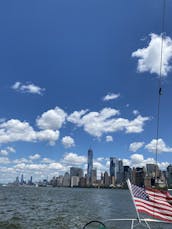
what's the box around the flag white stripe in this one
[135,202,172,217]
[137,206,172,222]
[146,190,167,198]
[149,196,172,206]
[134,198,172,211]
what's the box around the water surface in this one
[0,186,171,229]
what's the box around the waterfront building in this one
[104,171,110,187]
[167,164,172,188]
[79,177,87,187]
[28,176,33,185]
[91,168,97,184]
[63,172,70,187]
[116,159,124,184]
[110,157,124,185]
[87,148,93,184]
[70,167,83,178]
[144,175,152,188]
[123,166,132,181]
[15,176,20,185]
[100,173,104,185]
[132,167,145,187]
[71,176,80,187]
[146,164,158,177]
[110,157,118,177]
[21,174,24,184]
[56,175,63,186]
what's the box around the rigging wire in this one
[154,0,166,183]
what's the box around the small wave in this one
[0,221,22,229]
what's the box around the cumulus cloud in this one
[132,33,172,76]
[12,82,45,95]
[123,153,169,171]
[106,135,113,142]
[61,136,75,148]
[145,138,172,153]
[123,153,155,168]
[133,110,139,116]
[36,107,67,130]
[67,109,88,125]
[103,93,120,101]
[13,158,31,164]
[42,158,55,164]
[63,152,87,165]
[0,146,15,156]
[129,142,144,152]
[0,119,59,145]
[68,108,149,137]
[29,154,40,160]
[0,157,10,164]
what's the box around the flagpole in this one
[127,179,141,223]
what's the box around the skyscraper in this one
[110,157,118,177]
[87,148,93,184]
[70,167,83,178]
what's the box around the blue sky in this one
[1,0,172,183]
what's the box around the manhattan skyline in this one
[1,0,172,183]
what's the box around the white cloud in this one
[61,136,75,148]
[123,153,156,168]
[145,138,172,153]
[132,33,172,76]
[13,158,31,164]
[36,129,60,146]
[0,157,10,164]
[123,153,169,170]
[0,150,8,156]
[63,152,87,165]
[133,110,139,116]
[42,158,55,164]
[36,107,67,130]
[12,82,45,95]
[29,154,40,160]
[48,163,65,170]
[158,162,169,170]
[68,108,149,137]
[103,93,120,101]
[106,135,113,142]
[0,119,59,145]
[67,109,88,125]
[129,142,144,152]
[6,146,16,153]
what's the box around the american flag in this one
[129,181,172,222]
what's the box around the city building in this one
[104,171,110,187]
[87,148,93,184]
[167,164,172,188]
[116,159,124,184]
[70,167,83,178]
[133,167,145,187]
[91,168,97,185]
[63,172,70,187]
[71,176,80,187]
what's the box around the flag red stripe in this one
[137,208,172,222]
[134,198,172,212]
[135,202,172,217]
[146,190,167,198]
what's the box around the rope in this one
[155,0,166,185]
[153,0,166,221]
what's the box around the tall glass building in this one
[87,148,93,183]
[110,157,118,177]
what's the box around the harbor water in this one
[0,186,171,229]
